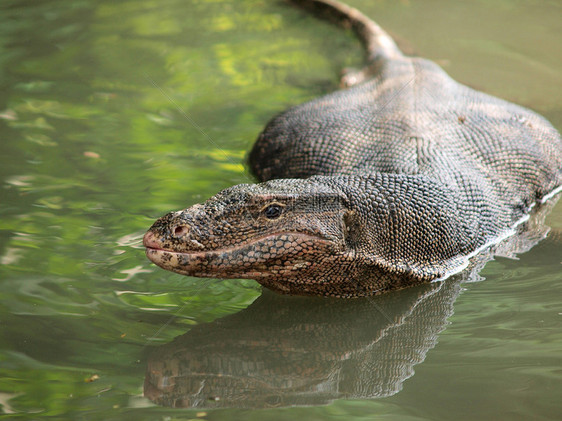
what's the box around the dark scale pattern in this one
[144,0,562,297]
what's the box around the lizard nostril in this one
[172,225,189,238]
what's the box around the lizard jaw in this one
[144,231,338,280]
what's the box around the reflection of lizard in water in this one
[145,279,461,408]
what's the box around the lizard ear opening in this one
[343,209,359,247]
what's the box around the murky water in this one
[0,0,560,419]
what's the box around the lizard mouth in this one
[143,230,336,279]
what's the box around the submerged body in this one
[144,0,562,297]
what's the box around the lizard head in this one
[143,178,357,295]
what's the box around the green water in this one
[0,0,561,419]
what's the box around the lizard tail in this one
[288,0,403,62]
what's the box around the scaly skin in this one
[144,0,562,297]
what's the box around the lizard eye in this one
[263,204,283,219]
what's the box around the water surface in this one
[0,0,561,419]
